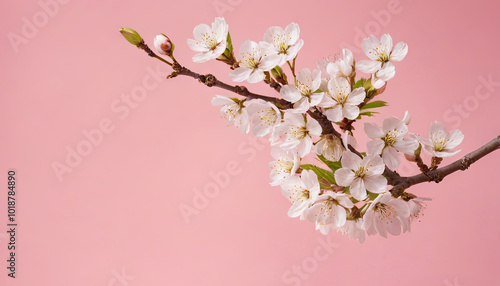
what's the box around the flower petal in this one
[382,146,400,170]
[361,35,380,61]
[335,168,355,187]
[382,117,407,135]
[380,34,393,53]
[230,67,253,82]
[390,42,408,61]
[350,177,367,201]
[348,87,366,105]
[341,150,361,170]
[394,138,419,154]
[285,22,300,45]
[187,39,207,52]
[306,118,323,136]
[280,85,302,103]
[325,105,343,122]
[445,129,464,150]
[247,69,265,83]
[367,140,385,155]
[363,175,387,194]
[356,60,382,74]
[343,104,360,120]
[364,123,384,138]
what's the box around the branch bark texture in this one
[388,135,500,196]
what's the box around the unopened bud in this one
[374,81,387,95]
[403,110,411,125]
[271,66,288,85]
[120,27,143,46]
[154,34,175,56]
[404,153,416,162]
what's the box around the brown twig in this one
[170,62,292,107]
[388,135,500,196]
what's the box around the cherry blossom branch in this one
[170,62,292,107]
[131,39,290,108]
[388,135,500,196]
[120,21,500,241]
[174,60,343,138]
[129,34,343,138]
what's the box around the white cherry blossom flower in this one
[245,99,282,137]
[187,17,229,63]
[326,48,355,79]
[280,170,320,219]
[408,197,430,222]
[316,58,331,93]
[364,115,419,170]
[338,219,366,243]
[370,61,395,89]
[278,113,322,158]
[314,135,345,162]
[420,121,464,158]
[307,191,354,234]
[269,147,300,186]
[398,196,431,232]
[318,77,365,122]
[335,151,387,201]
[230,40,281,83]
[260,22,304,65]
[280,68,323,113]
[211,95,249,133]
[356,34,407,83]
[363,192,411,238]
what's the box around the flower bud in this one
[404,153,416,162]
[120,27,143,46]
[403,110,411,125]
[154,34,175,56]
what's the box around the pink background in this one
[1,0,500,285]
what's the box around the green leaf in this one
[361,100,388,110]
[317,154,342,172]
[368,192,380,201]
[353,77,375,91]
[319,179,333,191]
[358,111,377,118]
[353,78,368,89]
[301,164,336,185]
[226,32,233,55]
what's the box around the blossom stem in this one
[154,55,173,66]
[137,42,173,66]
[287,59,297,84]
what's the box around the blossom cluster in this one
[154,17,465,242]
